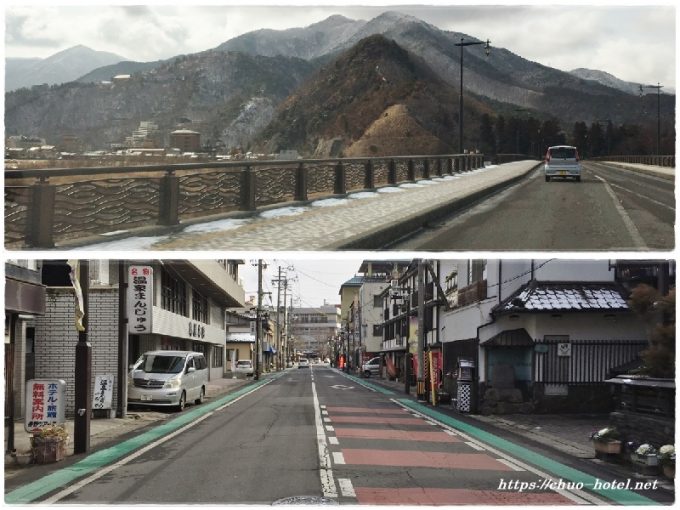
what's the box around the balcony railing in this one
[456,280,487,308]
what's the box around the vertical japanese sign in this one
[128,265,153,334]
[92,374,114,409]
[25,379,66,431]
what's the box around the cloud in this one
[3,5,675,87]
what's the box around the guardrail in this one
[590,155,675,167]
[5,153,484,248]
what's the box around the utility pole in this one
[283,278,289,366]
[74,260,91,454]
[416,259,426,402]
[255,260,263,381]
[272,266,285,370]
[116,261,128,419]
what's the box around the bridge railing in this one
[589,155,675,167]
[5,153,484,248]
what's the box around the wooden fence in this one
[5,154,484,248]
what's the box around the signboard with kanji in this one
[92,374,114,409]
[128,265,153,334]
[25,379,66,432]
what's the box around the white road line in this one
[332,452,346,465]
[312,375,338,498]
[42,380,275,504]
[465,441,486,451]
[328,436,339,445]
[496,458,525,471]
[390,399,603,506]
[321,410,329,416]
[338,478,356,498]
[607,181,675,212]
[320,404,326,409]
[325,425,335,432]
[593,174,647,249]
[323,417,332,423]
[444,429,458,436]
[426,420,438,426]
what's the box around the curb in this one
[326,163,541,250]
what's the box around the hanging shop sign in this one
[128,265,154,334]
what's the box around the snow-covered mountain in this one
[5,45,127,91]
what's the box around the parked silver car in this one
[544,145,582,182]
[362,356,381,378]
[128,350,208,411]
[235,359,254,376]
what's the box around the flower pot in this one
[31,437,66,464]
[632,453,659,466]
[593,439,622,455]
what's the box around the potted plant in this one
[631,443,660,475]
[591,427,622,455]
[659,445,675,479]
[30,424,69,464]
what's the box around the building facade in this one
[439,259,660,413]
[170,129,201,152]
[23,260,244,417]
[5,260,47,453]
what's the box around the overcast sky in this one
[4,1,676,88]
[239,258,363,309]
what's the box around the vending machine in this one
[456,358,475,413]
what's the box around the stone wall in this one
[610,411,675,446]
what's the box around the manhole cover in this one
[272,496,338,505]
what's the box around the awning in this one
[481,328,534,347]
[226,332,255,343]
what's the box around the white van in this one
[128,350,208,411]
[544,145,582,182]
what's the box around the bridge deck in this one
[78,160,540,251]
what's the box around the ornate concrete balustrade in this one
[590,155,675,167]
[5,153,484,248]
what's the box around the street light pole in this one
[639,83,663,155]
[454,37,491,154]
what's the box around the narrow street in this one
[7,366,671,505]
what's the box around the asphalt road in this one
[16,366,670,505]
[392,162,675,251]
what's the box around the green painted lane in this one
[5,374,281,504]
[397,399,659,506]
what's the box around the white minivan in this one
[544,145,582,182]
[128,350,208,411]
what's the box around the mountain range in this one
[5,12,674,156]
[5,45,126,92]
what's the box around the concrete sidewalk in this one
[593,161,675,179]
[362,375,605,459]
[4,374,254,479]
[77,160,540,251]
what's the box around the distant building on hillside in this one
[170,129,201,152]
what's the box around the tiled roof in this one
[496,283,629,314]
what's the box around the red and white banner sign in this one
[128,265,154,334]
